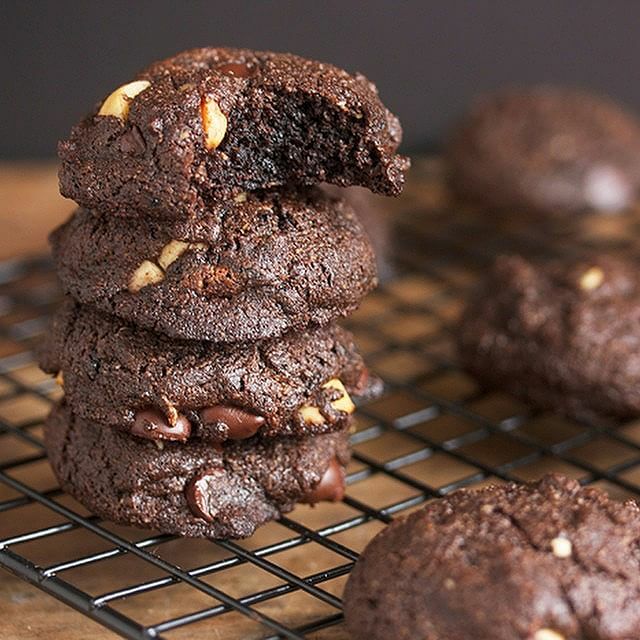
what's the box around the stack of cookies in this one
[40,47,408,539]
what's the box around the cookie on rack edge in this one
[344,474,640,640]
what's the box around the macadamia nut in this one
[128,260,164,293]
[299,378,355,425]
[98,80,151,120]
[201,96,228,150]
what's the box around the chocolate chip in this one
[216,62,256,78]
[131,408,191,442]
[199,405,265,440]
[185,468,226,521]
[353,367,384,401]
[301,458,346,504]
[118,125,146,155]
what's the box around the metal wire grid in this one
[3,183,640,637]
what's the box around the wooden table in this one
[0,163,74,261]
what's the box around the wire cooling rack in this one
[3,158,640,639]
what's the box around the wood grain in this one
[0,162,73,261]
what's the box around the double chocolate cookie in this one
[39,299,373,443]
[458,253,640,424]
[447,87,640,215]
[50,188,377,342]
[344,474,640,640]
[59,47,409,219]
[46,402,350,539]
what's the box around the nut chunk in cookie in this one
[344,474,640,640]
[458,253,640,424]
[58,47,409,219]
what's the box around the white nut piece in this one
[157,240,207,270]
[550,536,572,558]
[579,266,604,291]
[299,378,355,425]
[324,378,356,414]
[534,630,565,640]
[299,404,325,426]
[158,240,190,270]
[98,80,151,120]
[128,260,164,293]
[234,192,248,204]
[201,96,228,149]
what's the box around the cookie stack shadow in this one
[39,47,408,539]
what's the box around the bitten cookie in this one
[458,253,640,424]
[58,47,409,219]
[344,474,640,640]
[50,188,377,342]
[39,299,376,443]
[447,87,640,215]
[45,402,350,539]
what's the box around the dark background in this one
[3,1,640,159]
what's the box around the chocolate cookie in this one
[45,401,350,539]
[50,188,377,342]
[344,474,640,640]
[58,47,409,219]
[39,299,374,443]
[447,87,640,215]
[458,253,640,423]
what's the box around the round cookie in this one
[50,188,377,342]
[344,474,640,640]
[45,402,350,540]
[458,253,640,424]
[447,87,640,215]
[58,46,409,220]
[39,299,375,443]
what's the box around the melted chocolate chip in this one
[131,409,191,442]
[185,468,226,521]
[216,62,256,78]
[199,405,265,440]
[353,368,384,401]
[119,125,146,155]
[301,458,346,504]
